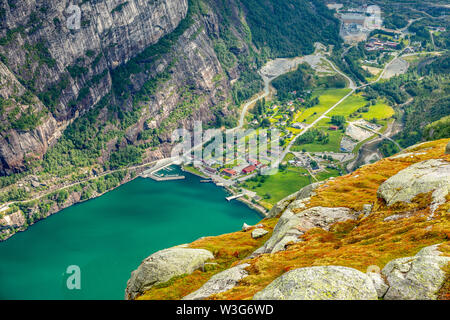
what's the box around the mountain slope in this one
[0,0,341,175]
[0,0,343,241]
[127,139,450,300]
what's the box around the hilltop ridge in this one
[126,139,450,300]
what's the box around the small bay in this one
[0,167,260,299]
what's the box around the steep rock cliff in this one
[0,61,61,174]
[0,0,189,172]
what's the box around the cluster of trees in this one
[331,115,346,129]
[295,128,329,146]
[332,44,371,85]
[272,64,313,101]
[249,98,271,128]
[231,69,264,105]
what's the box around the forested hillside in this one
[371,53,450,156]
[239,0,341,58]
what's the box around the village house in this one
[204,166,217,174]
[248,159,262,167]
[242,165,257,174]
[292,122,305,129]
[223,168,237,177]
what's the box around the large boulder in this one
[377,159,449,214]
[446,141,450,155]
[183,263,250,300]
[252,228,269,239]
[367,272,389,298]
[382,244,450,300]
[253,266,378,300]
[259,206,356,254]
[125,247,213,299]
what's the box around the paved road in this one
[238,73,272,128]
[354,124,403,150]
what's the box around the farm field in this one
[329,93,394,120]
[291,129,344,153]
[240,167,312,205]
[294,88,351,124]
[363,102,395,120]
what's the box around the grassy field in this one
[295,88,351,124]
[363,102,395,120]
[329,94,367,118]
[291,129,344,153]
[241,167,312,205]
[315,168,341,181]
[326,93,394,121]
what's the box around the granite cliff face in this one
[0,0,194,173]
[1,0,189,116]
[0,60,62,174]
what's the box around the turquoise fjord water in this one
[0,167,260,300]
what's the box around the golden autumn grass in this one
[139,139,450,300]
[137,218,279,300]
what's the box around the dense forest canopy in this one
[239,0,341,57]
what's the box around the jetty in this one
[226,194,244,201]
[141,161,185,181]
[146,175,185,182]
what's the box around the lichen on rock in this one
[125,247,213,300]
[259,206,356,254]
[253,266,378,300]
[183,263,250,300]
[377,159,450,216]
[382,244,450,300]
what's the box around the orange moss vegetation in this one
[140,139,450,300]
[211,139,450,300]
[137,218,278,300]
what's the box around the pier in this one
[141,161,185,181]
[226,194,244,201]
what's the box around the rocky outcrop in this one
[251,244,450,300]
[125,247,213,300]
[366,271,389,298]
[0,62,62,174]
[253,266,378,300]
[183,263,250,300]
[382,244,450,300]
[0,210,26,228]
[257,206,356,254]
[251,228,268,239]
[267,182,323,218]
[377,159,450,215]
[446,142,450,154]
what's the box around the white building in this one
[364,5,383,30]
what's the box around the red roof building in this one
[242,165,257,174]
[329,126,339,131]
[223,168,237,177]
